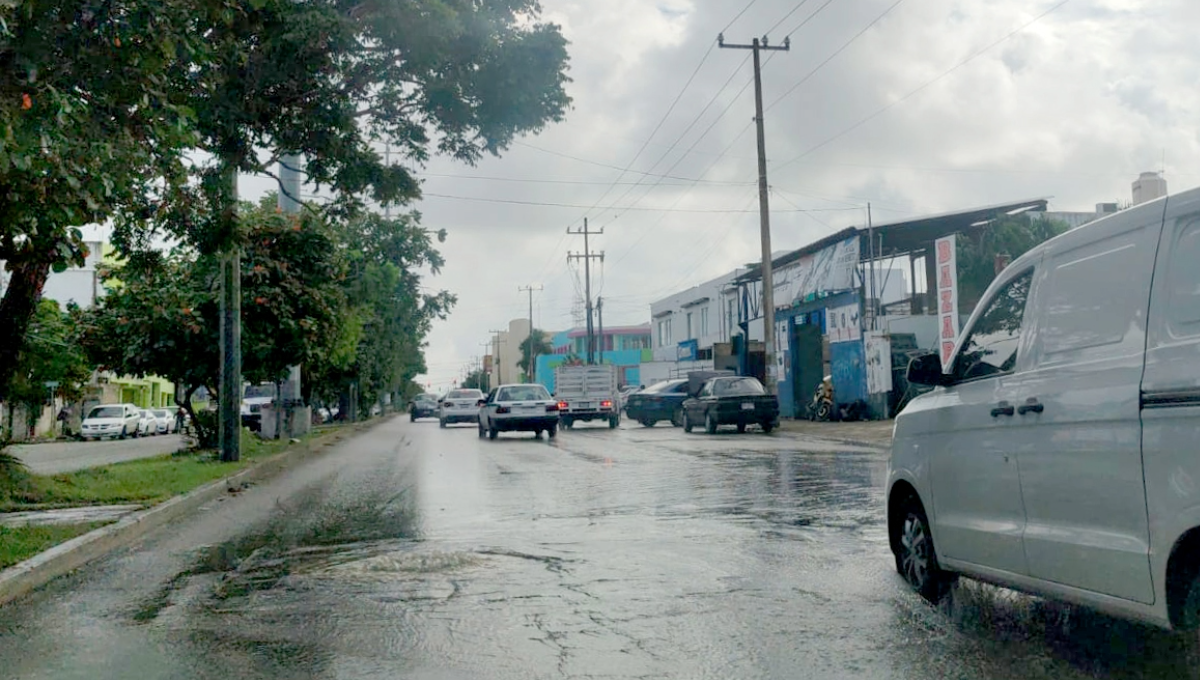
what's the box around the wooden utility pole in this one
[518,284,543,382]
[719,33,789,395]
[567,218,604,364]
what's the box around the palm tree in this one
[518,330,553,382]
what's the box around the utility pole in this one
[519,284,543,382]
[489,330,507,386]
[867,203,876,331]
[719,33,789,395]
[597,296,604,365]
[217,162,241,461]
[567,218,604,364]
[478,341,492,391]
[277,154,303,440]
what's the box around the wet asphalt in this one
[0,416,1197,679]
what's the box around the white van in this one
[80,403,143,440]
[888,186,1200,631]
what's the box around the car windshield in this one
[87,406,123,419]
[244,384,276,399]
[154,410,169,417]
[446,390,482,399]
[713,378,766,397]
[497,386,550,402]
[640,380,681,394]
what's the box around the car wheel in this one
[761,421,775,434]
[547,423,557,438]
[894,497,952,602]
[671,408,684,428]
[489,426,498,440]
[705,412,717,434]
[682,411,693,433]
[736,423,746,434]
[640,418,654,427]
[534,429,543,439]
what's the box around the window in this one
[657,318,672,346]
[952,270,1034,382]
[727,306,735,340]
[686,312,694,340]
[1167,218,1200,334]
[497,385,550,401]
[700,306,709,337]
[699,382,714,397]
[713,377,766,396]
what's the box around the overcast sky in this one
[241,0,1199,392]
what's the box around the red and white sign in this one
[935,235,959,371]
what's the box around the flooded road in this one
[0,417,1196,679]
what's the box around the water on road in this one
[0,418,1194,679]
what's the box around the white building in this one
[642,268,750,385]
[487,317,531,388]
[1133,171,1168,206]
[0,239,106,309]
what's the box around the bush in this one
[0,448,31,502]
[191,410,219,449]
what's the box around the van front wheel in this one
[895,498,953,602]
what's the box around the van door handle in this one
[991,401,1015,417]
[1017,398,1044,415]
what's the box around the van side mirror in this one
[907,353,951,387]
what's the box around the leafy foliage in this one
[518,329,552,380]
[2,299,91,436]
[462,369,488,391]
[956,215,1069,310]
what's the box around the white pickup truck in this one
[554,364,619,429]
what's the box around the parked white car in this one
[136,409,157,436]
[888,186,1200,632]
[478,384,559,440]
[80,403,142,440]
[151,408,174,434]
[439,388,484,427]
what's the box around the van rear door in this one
[1014,207,1163,604]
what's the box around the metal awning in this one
[732,197,1049,284]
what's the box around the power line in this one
[766,0,906,113]
[721,0,761,33]
[419,191,854,213]
[765,0,814,36]
[774,0,1075,172]
[418,172,752,187]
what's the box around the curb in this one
[0,415,394,608]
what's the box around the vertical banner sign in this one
[935,235,959,370]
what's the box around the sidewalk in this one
[779,419,893,449]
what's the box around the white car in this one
[478,384,559,440]
[888,186,1200,632]
[137,409,157,436]
[80,403,142,440]
[439,388,484,427]
[151,408,175,434]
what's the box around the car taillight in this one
[546,404,559,412]
[496,406,510,414]
[601,400,612,408]
[558,401,568,410]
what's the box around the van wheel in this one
[895,498,952,602]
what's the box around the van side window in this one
[1037,225,1158,360]
[1167,218,1200,334]
[952,270,1034,383]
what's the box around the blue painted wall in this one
[830,340,867,405]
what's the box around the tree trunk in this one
[0,261,51,402]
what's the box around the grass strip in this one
[0,523,111,569]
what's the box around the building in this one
[487,318,531,388]
[640,268,752,385]
[535,324,652,393]
[1133,171,1168,206]
[0,239,107,309]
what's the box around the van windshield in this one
[88,406,123,419]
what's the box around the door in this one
[1015,216,1160,603]
[791,323,824,418]
[927,267,1038,575]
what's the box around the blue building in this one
[535,324,652,394]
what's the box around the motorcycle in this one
[805,376,834,422]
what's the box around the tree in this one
[518,329,553,381]
[0,0,205,398]
[3,299,91,439]
[1,0,573,442]
[462,370,488,391]
[956,214,1070,311]
[79,196,351,446]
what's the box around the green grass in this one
[0,523,110,569]
[0,431,297,512]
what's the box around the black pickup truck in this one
[681,375,779,434]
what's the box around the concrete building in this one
[1133,171,1168,206]
[0,239,107,309]
[487,318,531,388]
[640,268,751,385]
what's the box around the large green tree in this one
[79,197,353,444]
[518,329,552,381]
[3,299,90,439]
[956,214,1070,310]
[1,0,572,416]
